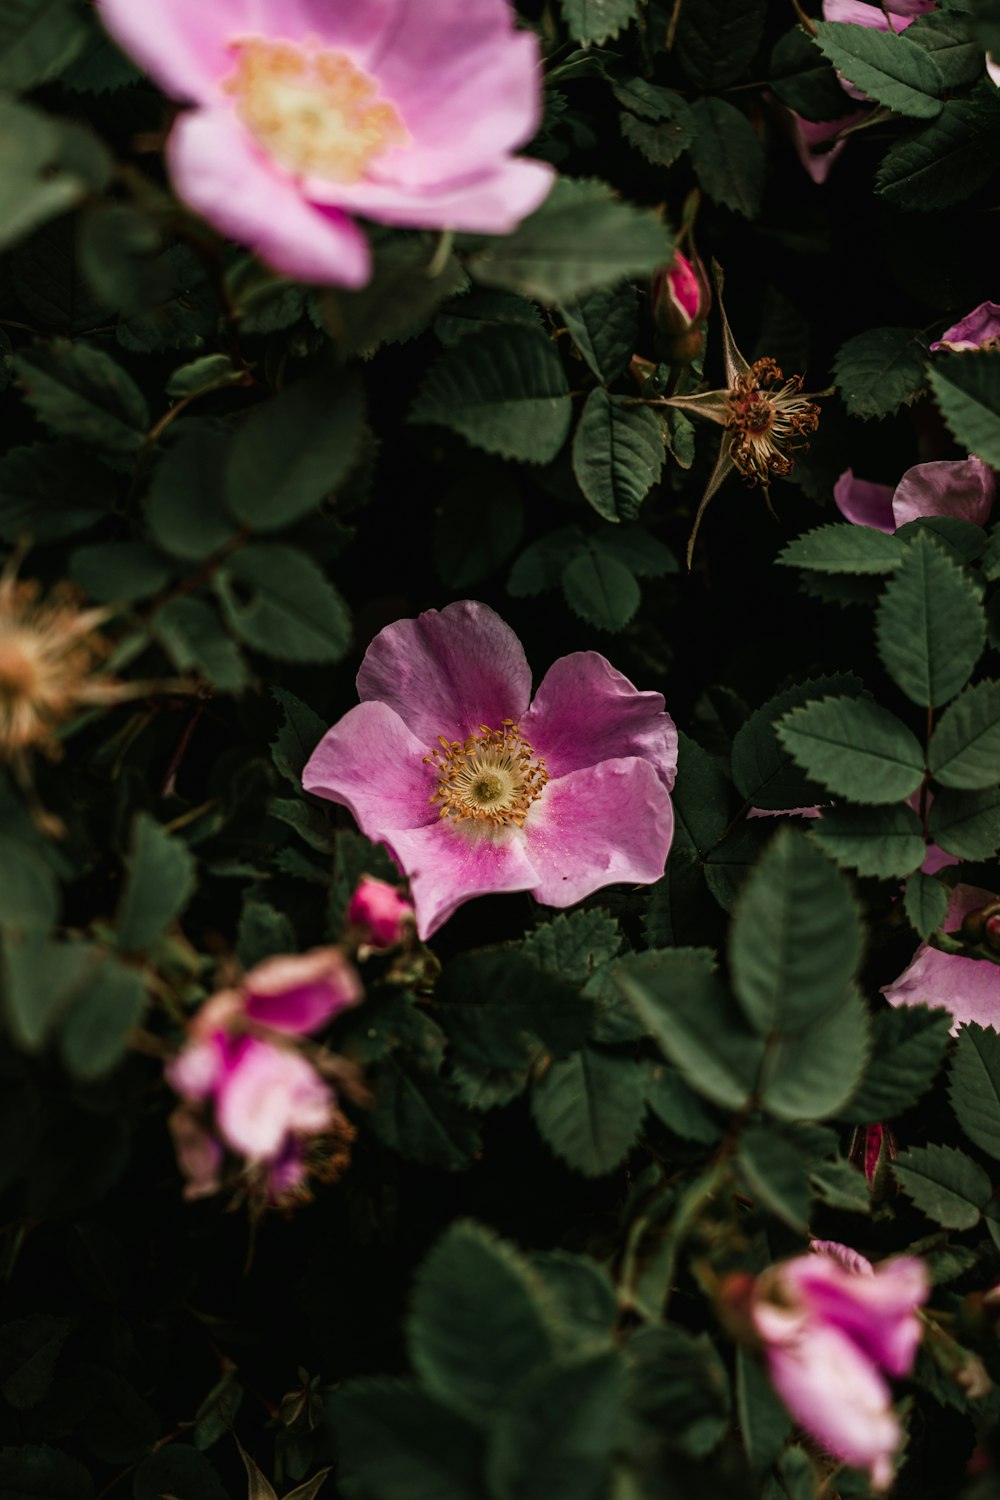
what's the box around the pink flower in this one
[96,0,554,287]
[834,457,995,533]
[303,600,677,939]
[243,946,362,1033]
[348,876,414,949]
[883,884,1000,1034]
[931,301,1000,352]
[822,0,922,32]
[752,1243,928,1490]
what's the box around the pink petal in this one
[931,300,1000,352]
[365,0,536,113]
[167,1035,226,1100]
[811,1241,875,1277]
[833,469,895,532]
[883,883,1000,1034]
[384,820,540,939]
[167,110,371,287]
[306,156,554,235]
[356,601,533,746]
[302,700,437,841]
[244,948,363,1034]
[521,652,678,791]
[524,758,674,908]
[821,0,910,30]
[787,1254,928,1377]
[95,0,250,100]
[787,113,852,185]
[892,457,996,529]
[168,1108,224,1200]
[348,877,414,948]
[215,1039,332,1160]
[765,1326,901,1489]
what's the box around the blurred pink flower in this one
[303,600,677,939]
[96,0,553,287]
[753,1242,928,1490]
[931,301,1000,352]
[883,884,1000,1034]
[348,876,414,949]
[242,946,362,1033]
[834,457,995,533]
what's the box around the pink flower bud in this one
[348,876,414,949]
[652,250,710,364]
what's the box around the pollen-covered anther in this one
[425,720,549,829]
[224,37,408,184]
[727,356,821,488]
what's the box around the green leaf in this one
[897,514,988,566]
[769,25,858,120]
[729,829,863,1035]
[877,532,985,707]
[950,1025,1000,1159]
[410,324,571,464]
[928,679,1000,788]
[893,1142,991,1229]
[643,1061,723,1144]
[627,1324,730,1457]
[0,1314,70,1411]
[559,0,638,44]
[434,289,543,345]
[929,351,1000,468]
[906,12,985,86]
[833,327,927,420]
[145,427,238,561]
[507,524,584,597]
[323,233,470,356]
[433,474,524,590]
[367,1054,481,1171]
[670,730,732,856]
[60,956,146,1080]
[758,988,870,1122]
[846,1004,953,1121]
[688,98,765,218]
[778,523,902,575]
[151,597,248,694]
[674,0,766,88]
[531,1254,616,1354]
[731,673,863,810]
[591,523,677,578]
[328,1378,485,1500]
[560,282,637,384]
[436,950,592,1069]
[485,1349,625,1500]
[407,1221,556,1420]
[810,1156,871,1214]
[226,371,365,530]
[812,22,944,117]
[738,1126,810,1229]
[876,99,995,209]
[468,178,672,304]
[0,1444,93,1500]
[70,542,169,603]
[929,785,1000,859]
[562,547,640,631]
[736,1349,791,1475]
[116,814,196,953]
[904,870,950,938]
[17,341,148,452]
[572,390,664,522]
[236,898,295,970]
[777,696,925,804]
[620,109,694,169]
[810,802,927,880]
[531,1047,646,1176]
[2,935,90,1049]
[165,352,245,400]
[0,0,85,88]
[0,441,112,543]
[521,909,621,984]
[216,544,351,663]
[271,686,326,788]
[0,99,97,252]
[620,948,765,1110]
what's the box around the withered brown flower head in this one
[727,356,821,488]
[0,570,124,762]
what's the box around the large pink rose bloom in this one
[96,0,554,287]
[753,1242,928,1491]
[883,884,1000,1034]
[303,600,678,939]
[834,457,995,533]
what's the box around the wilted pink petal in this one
[215,1038,333,1161]
[834,470,896,531]
[305,602,677,939]
[348,877,414,948]
[892,457,995,528]
[822,0,912,30]
[883,884,1000,1034]
[244,947,362,1034]
[770,104,865,185]
[931,301,1000,352]
[169,1107,224,1199]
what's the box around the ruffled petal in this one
[833,469,895,532]
[243,948,362,1034]
[305,157,554,235]
[521,652,678,790]
[525,758,674,908]
[167,110,371,287]
[356,600,533,746]
[931,301,1000,352]
[96,0,251,100]
[788,1254,927,1378]
[302,700,437,840]
[882,883,1000,1034]
[892,456,995,529]
[215,1039,332,1160]
[386,821,539,938]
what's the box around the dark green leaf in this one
[145,427,238,561]
[562,547,640,631]
[116,814,196,953]
[906,11,984,85]
[876,99,995,209]
[560,282,637,384]
[627,1324,730,1456]
[810,802,927,880]
[323,234,469,356]
[0,99,96,250]
[928,679,1000,788]
[328,1379,485,1500]
[950,1024,1000,1159]
[736,1349,791,1474]
[812,22,944,117]
[152,597,248,693]
[0,0,85,89]
[436,949,592,1068]
[521,908,621,983]
[688,98,765,218]
[904,870,950,938]
[929,785,1000,859]
[0,441,112,543]
[738,1126,810,1229]
[17,341,148,452]
[216,544,351,663]
[591,523,677,577]
[777,696,925,804]
[271,686,327,788]
[367,1054,481,1171]
[620,108,694,168]
[60,956,146,1079]
[531,1047,646,1176]
[0,1444,93,1500]
[833,327,927,419]
[674,0,766,87]
[671,730,732,855]
[846,1004,953,1121]
[777,524,901,574]
[559,0,638,44]
[769,25,857,120]
[758,988,870,1122]
[70,542,169,603]
[572,390,664,522]
[893,1142,991,1228]
[0,1315,70,1410]
[929,351,1000,468]
[731,673,863,810]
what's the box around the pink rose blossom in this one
[931,301,1000,352]
[752,1243,928,1490]
[834,457,995,533]
[348,876,414,949]
[213,1036,332,1160]
[96,0,554,287]
[243,946,362,1033]
[883,884,1000,1034]
[303,600,677,939]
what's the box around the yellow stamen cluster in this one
[224,38,407,184]
[426,721,548,830]
[727,357,820,488]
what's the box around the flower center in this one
[224,38,408,184]
[727,357,820,487]
[426,722,549,829]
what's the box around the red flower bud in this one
[652,249,711,364]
